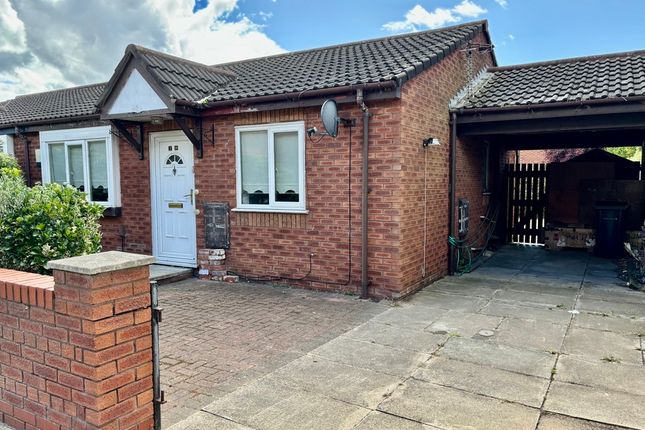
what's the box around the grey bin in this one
[593,201,629,258]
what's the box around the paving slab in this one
[580,287,645,305]
[378,378,540,430]
[425,310,502,337]
[346,320,447,353]
[537,413,630,430]
[202,376,370,430]
[502,281,581,296]
[414,356,550,407]
[167,412,254,430]
[493,317,568,352]
[310,335,430,377]
[577,297,645,317]
[426,280,498,298]
[556,355,645,396]
[408,291,488,313]
[369,305,447,331]
[563,326,642,365]
[544,381,645,430]
[494,289,577,308]
[572,312,645,335]
[352,411,434,430]
[438,337,557,378]
[270,354,402,408]
[480,300,573,324]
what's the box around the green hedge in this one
[0,155,103,274]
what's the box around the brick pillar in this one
[47,251,155,430]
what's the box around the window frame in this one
[40,126,121,208]
[234,121,307,213]
[0,134,14,156]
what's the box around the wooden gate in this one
[506,163,548,244]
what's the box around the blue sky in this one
[223,0,645,66]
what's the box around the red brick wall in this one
[12,134,42,185]
[0,262,153,430]
[196,103,402,297]
[398,31,495,297]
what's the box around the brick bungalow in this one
[0,21,496,299]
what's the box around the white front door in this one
[150,131,197,267]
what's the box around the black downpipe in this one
[359,91,370,299]
[24,138,32,187]
[448,113,457,275]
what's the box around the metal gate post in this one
[151,281,164,430]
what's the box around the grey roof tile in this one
[0,83,105,127]
[455,50,645,109]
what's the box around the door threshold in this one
[149,264,194,284]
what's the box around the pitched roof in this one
[454,50,645,110]
[1,20,489,127]
[208,21,488,103]
[97,45,236,108]
[0,83,106,127]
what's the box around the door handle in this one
[183,189,194,205]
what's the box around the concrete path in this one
[169,247,645,430]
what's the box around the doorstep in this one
[149,264,193,284]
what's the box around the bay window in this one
[40,126,120,207]
[235,121,306,212]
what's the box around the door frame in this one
[149,130,197,267]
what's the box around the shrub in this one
[0,152,18,170]
[0,182,104,274]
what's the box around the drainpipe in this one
[448,112,457,275]
[23,137,32,187]
[358,89,370,299]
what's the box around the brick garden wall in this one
[397,30,495,297]
[0,254,154,430]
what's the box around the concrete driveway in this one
[170,246,645,430]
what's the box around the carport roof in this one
[453,50,645,111]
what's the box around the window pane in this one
[274,131,299,202]
[88,140,108,202]
[67,145,85,191]
[240,130,269,205]
[49,143,67,184]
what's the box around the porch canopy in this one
[451,50,645,151]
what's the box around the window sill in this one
[232,207,309,215]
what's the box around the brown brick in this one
[44,353,69,372]
[71,389,117,411]
[117,377,152,402]
[83,342,134,367]
[69,331,115,350]
[70,361,117,382]
[58,371,84,390]
[45,380,71,400]
[114,294,149,314]
[85,396,136,426]
[85,370,135,396]
[82,313,133,336]
[64,302,114,321]
[115,324,150,344]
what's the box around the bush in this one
[0,152,18,170]
[0,178,104,274]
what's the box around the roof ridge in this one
[127,44,236,77]
[9,82,106,101]
[489,49,645,72]
[212,20,487,68]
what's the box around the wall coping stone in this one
[47,251,156,275]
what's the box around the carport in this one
[450,51,645,263]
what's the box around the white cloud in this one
[508,33,515,40]
[0,0,285,101]
[495,0,508,7]
[383,1,487,33]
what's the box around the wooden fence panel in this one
[505,163,548,244]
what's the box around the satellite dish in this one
[321,99,339,138]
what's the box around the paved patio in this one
[167,246,645,430]
[158,280,385,427]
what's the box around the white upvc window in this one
[235,121,306,213]
[40,126,121,207]
[0,135,14,155]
